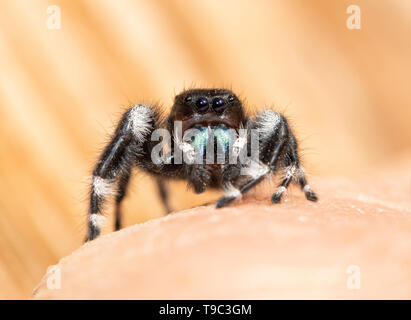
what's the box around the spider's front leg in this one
[86,105,159,241]
[216,110,318,208]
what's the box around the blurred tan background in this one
[0,0,410,299]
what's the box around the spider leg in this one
[276,132,318,203]
[114,169,131,231]
[156,178,172,214]
[294,168,318,202]
[271,163,318,204]
[216,110,288,208]
[217,110,318,207]
[271,166,293,203]
[86,105,158,241]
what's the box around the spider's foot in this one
[114,220,121,231]
[85,226,100,242]
[271,186,286,204]
[216,196,236,208]
[304,185,318,202]
[306,193,318,202]
[114,207,122,231]
[271,194,282,204]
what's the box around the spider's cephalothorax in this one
[86,88,318,241]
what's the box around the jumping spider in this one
[87,88,318,241]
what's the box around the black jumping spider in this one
[87,88,317,241]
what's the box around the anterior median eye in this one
[195,97,209,113]
[212,98,226,113]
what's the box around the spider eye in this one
[195,97,209,113]
[228,95,235,102]
[184,96,192,102]
[212,98,226,113]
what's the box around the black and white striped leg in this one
[87,175,117,241]
[216,166,271,208]
[296,170,318,202]
[87,135,129,241]
[216,111,289,208]
[216,182,242,208]
[156,178,172,214]
[271,171,293,203]
[86,105,157,241]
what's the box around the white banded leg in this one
[271,165,296,203]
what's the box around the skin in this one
[32,159,411,299]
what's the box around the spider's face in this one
[169,89,245,132]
